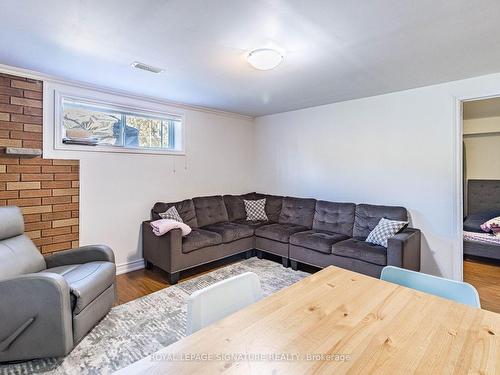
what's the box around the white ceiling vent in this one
[131,62,164,74]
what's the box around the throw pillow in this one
[365,218,408,247]
[159,206,183,222]
[480,216,500,233]
[244,199,268,221]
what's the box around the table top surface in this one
[116,266,500,374]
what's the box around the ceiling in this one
[464,97,500,119]
[2,0,500,117]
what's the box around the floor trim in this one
[116,258,145,275]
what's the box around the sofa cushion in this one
[353,204,408,238]
[290,230,349,254]
[234,219,269,229]
[202,222,254,243]
[43,261,116,314]
[223,193,257,221]
[152,199,198,227]
[244,199,268,221]
[313,201,356,236]
[331,238,387,266]
[182,228,223,253]
[278,197,316,228]
[255,223,309,243]
[262,194,283,222]
[193,196,229,227]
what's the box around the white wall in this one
[254,72,500,279]
[43,81,254,271]
[463,116,500,181]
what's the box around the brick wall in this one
[0,72,79,254]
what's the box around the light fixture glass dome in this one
[247,49,283,70]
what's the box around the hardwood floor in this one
[115,255,245,305]
[116,256,500,314]
[463,257,500,313]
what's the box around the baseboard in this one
[116,258,145,275]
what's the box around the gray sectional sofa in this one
[142,193,421,283]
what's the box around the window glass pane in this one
[62,100,123,146]
[126,116,165,149]
[60,97,181,151]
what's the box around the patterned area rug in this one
[0,258,309,375]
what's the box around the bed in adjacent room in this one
[463,179,500,261]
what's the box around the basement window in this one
[57,96,183,154]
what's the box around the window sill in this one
[54,142,186,156]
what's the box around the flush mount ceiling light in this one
[131,61,164,74]
[246,49,283,71]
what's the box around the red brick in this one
[11,80,42,92]
[19,189,51,198]
[7,165,41,173]
[23,107,42,116]
[0,103,23,113]
[10,96,42,108]
[23,124,42,133]
[0,121,23,131]
[42,195,71,205]
[24,90,42,100]
[0,86,23,97]
[10,114,42,125]
[42,242,72,253]
[0,173,20,182]
[7,197,42,207]
[41,211,71,221]
[23,213,41,223]
[54,173,79,181]
[20,157,52,165]
[25,221,52,231]
[41,181,71,189]
[21,173,54,181]
[0,190,18,199]
[52,203,79,212]
[42,227,71,236]
[42,165,72,173]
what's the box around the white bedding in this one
[463,231,500,245]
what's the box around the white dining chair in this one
[186,272,263,335]
[380,266,481,308]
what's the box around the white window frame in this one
[52,89,185,156]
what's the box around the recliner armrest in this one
[0,273,73,361]
[386,228,421,271]
[44,244,115,268]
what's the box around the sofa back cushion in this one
[278,197,316,228]
[254,193,284,222]
[353,204,408,238]
[223,193,258,221]
[313,201,356,236]
[193,195,229,227]
[152,199,198,228]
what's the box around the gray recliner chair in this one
[0,206,116,362]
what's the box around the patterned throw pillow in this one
[365,218,408,247]
[159,206,183,222]
[244,199,268,221]
[480,216,500,234]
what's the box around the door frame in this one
[452,93,500,281]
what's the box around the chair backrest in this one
[0,206,46,279]
[380,266,480,308]
[186,272,263,335]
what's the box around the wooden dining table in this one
[115,266,500,374]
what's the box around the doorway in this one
[461,97,500,313]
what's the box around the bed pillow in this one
[463,210,500,233]
[481,216,500,235]
[365,218,408,247]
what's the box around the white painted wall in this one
[254,72,500,279]
[463,116,500,181]
[43,81,254,271]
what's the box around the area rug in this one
[0,257,309,375]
